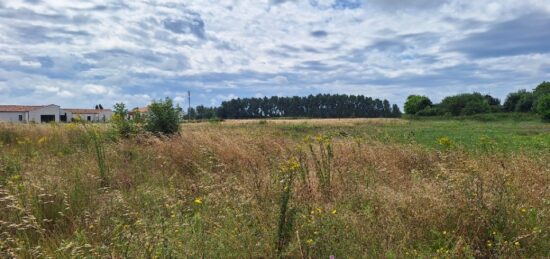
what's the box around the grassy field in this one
[0,118,549,258]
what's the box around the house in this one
[0,104,61,123]
[63,109,113,122]
[128,106,149,120]
[0,105,113,123]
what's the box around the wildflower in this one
[520,208,527,213]
[331,209,337,215]
[437,136,453,148]
[514,241,520,247]
[194,197,202,204]
[37,136,47,145]
[442,231,447,235]
[306,239,314,246]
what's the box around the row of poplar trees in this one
[190,94,401,119]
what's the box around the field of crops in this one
[1,118,549,257]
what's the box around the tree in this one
[440,93,490,116]
[146,97,182,135]
[404,95,432,115]
[112,103,135,138]
[536,94,550,122]
[113,103,128,118]
[503,91,524,112]
[390,104,402,117]
[515,92,535,112]
[534,81,550,97]
[216,94,399,119]
[484,95,501,106]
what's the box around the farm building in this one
[63,109,113,122]
[128,106,149,120]
[0,105,113,123]
[0,104,61,123]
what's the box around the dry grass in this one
[220,118,408,126]
[0,122,548,258]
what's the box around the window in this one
[87,116,91,121]
[18,115,23,121]
[40,115,55,123]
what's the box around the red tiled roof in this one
[129,107,149,115]
[64,109,112,114]
[0,105,47,112]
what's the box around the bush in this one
[146,97,182,135]
[404,95,432,115]
[440,93,490,116]
[536,94,550,122]
[112,103,138,138]
[415,106,444,116]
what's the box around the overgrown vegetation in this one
[0,119,548,257]
[405,81,550,122]
[113,97,181,136]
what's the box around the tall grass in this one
[0,121,548,257]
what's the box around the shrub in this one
[145,97,182,135]
[112,103,138,138]
[416,106,444,116]
[404,95,432,115]
[536,94,550,122]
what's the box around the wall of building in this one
[0,112,27,122]
[28,105,60,123]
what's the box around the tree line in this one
[404,81,550,121]
[188,94,402,120]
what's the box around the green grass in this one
[271,118,550,153]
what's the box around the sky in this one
[0,0,549,109]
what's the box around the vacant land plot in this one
[0,119,549,258]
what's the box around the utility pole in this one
[188,90,191,122]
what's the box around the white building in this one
[0,105,113,123]
[0,105,61,123]
[62,109,113,123]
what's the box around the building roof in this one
[0,105,54,112]
[64,108,112,114]
[129,106,149,115]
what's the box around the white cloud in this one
[0,0,549,108]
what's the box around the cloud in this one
[162,11,206,39]
[0,0,549,109]
[310,30,328,37]
[449,11,550,58]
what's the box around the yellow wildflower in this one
[37,136,47,145]
[520,208,527,213]
[194,197,202,204]
[514,241,520,247]
[306,239,314,246]
[331,209,337,215]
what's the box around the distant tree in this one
[440,93,490,116]
[536,94,550,122]
[484,95,501,106]
[216,94,398,119]
[113,103,128,118]
[534,81,550,97]
[146,97,181,135]
[515,92,535,112]
[503,90,527,112]
[390,104,402,117]
[95,105,99,110]
[99,104,104,110]
[404,95,432,115]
